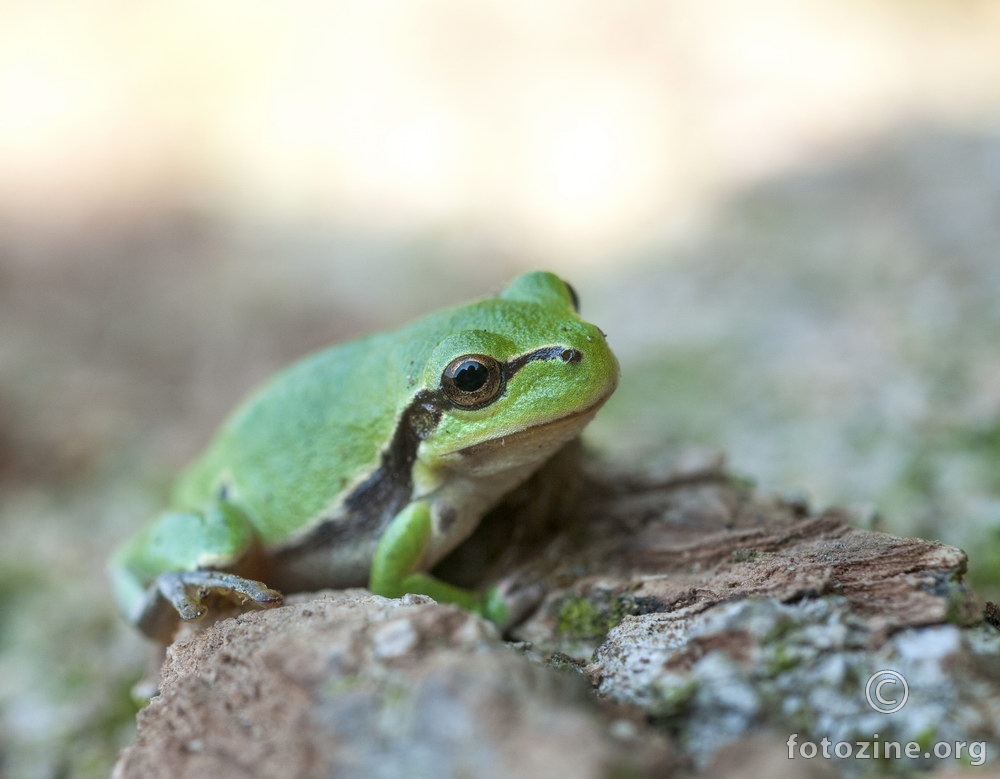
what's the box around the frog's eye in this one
[441,354,504,409]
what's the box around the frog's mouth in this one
[450,393,611,462]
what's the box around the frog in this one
[107,271,619,641]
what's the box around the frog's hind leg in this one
[108,502,282,641]
[154,569,282,620]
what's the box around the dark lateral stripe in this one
[505,345,582,375]
[274,389,446,559]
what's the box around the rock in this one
[115,464,998,777]
[114,591,674,779]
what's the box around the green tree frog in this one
[108,271,618,640]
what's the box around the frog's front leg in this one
[108,502,282,641]
[369,501,510,625]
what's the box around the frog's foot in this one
[482,576,545,632]
[155,570,284,622]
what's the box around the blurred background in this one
[2,1,999,775]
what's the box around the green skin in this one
[108,271,619,641]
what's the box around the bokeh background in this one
[2,1,999,775]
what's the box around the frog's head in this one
[415,271,619,475]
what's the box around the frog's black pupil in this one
[454,360,489,392]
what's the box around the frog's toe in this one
[243,581,283,607]
[177,601,208,621]
[206,571,282,609]
[155,571,209,621]
[484,576,545,631]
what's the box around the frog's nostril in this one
[560,348,582,363]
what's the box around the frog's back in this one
[173,326,426,544]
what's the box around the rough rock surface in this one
[114,461,999,777]
[114,592,674,778]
